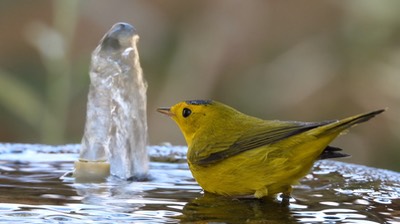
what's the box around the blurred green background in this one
[0,0,399,171]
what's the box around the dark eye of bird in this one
[182,108,192,118]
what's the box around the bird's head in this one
[157,99,234,146]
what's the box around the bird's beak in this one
[157,107,174,117]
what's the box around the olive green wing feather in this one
[192,120,336,166]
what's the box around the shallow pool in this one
[0,143,399,223]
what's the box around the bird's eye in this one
[182,108,192,118]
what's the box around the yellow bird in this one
[157,100,384,199]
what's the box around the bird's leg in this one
[280,185,292,206]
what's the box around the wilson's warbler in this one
[157,100,384,199]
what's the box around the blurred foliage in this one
[0,0,399,171]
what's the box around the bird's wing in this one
[191,120,336,166]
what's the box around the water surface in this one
[0,143,399,223]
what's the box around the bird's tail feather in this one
[318,146,350,160]
[316,109,386,137]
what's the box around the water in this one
[0,143,399,223]
[79,23,148,180]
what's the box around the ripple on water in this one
[0,143,399,223]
